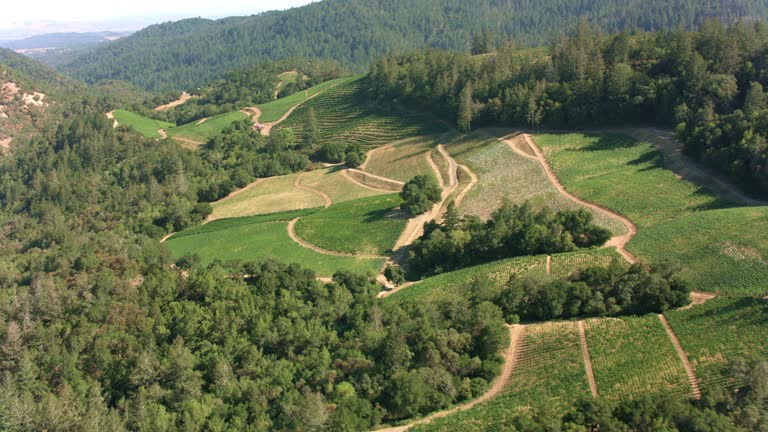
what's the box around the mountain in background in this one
[0,31,133,67]
[59,0,768,92]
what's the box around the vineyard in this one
[165,110,249,143]
[256,77,348,122]
[548,248,625,278]
[112,109,175,138]
[294,193,405,255]
[584,316,692,399]
[362,135,442,182]
[275,76,438,149]
[165,210,385,276]
[298,167,389,203]
[410,321,590,432]
[210,172,327,220]
[664,296,768,394]
[444,130,626,235]
[533,132,768,295]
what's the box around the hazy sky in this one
[1,0,316,37]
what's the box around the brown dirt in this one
[296,172,332,208]
[373,325,526,432]
[157,129,168,139]
[342,170,399,193]
[154,92,193,112]
[195,117,209,126]
[658,314,702,400]
[425,152,445,189]
[345,168,404,191]
[274,81,283,100]
[170,135,204,149]
[578,321,599,398]
[105,111,118,129]
[546,255,551,274]
[680,292,717,310]
[518,134,639,264]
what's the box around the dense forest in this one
[367,19,768,195]
[60,0,768,91]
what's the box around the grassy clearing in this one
[165,211,384,276]
[169,208,319,240]
[276,76,439,149]
[585,315,692,399]
[113,109,175,138]
[211,172,327,220]
[631,207,768,295]
[533,132,766,295]
[294,194,405,255]
[665,296,768,394]
[299,167,389,203]
[257,77,348,122]
[411,321,589,432]
[363,136,440,182]
[444,130,625,235]
[166,111,248,142]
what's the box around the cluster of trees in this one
[409,201,611,277]
[400,175,442,215]
[502,356,768,431]
[61,0,768,91]
[367,19,768,194]
[483,261,691,322]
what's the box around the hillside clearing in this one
[111,109,175,138]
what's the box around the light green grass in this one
[113,109,175,138]
[585,315,692,400]
[299,167,389,203]
[211,172,327,220]
[257,77,349,123]
[665,296,768,394]
[363,136,440,182]
[549,248,625,278]
[445,130,625,235]
[166,110,249,143]
[294,194,405,255]
[410,321,590,432]
[533,132,766,295]
[165,211,384,276]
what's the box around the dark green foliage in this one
[384,265,406,286]
[60,0,768,91]
[494,261,690,322]
[409,201,611,277]
[400,175,442,215]
[367,19,768,195]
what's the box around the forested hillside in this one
[61,0,768,91]
[366,19,768,196]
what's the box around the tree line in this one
[366,19,768,196]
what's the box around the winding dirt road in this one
[373,325,526,432]
[287,218,387,259]
[345,168,405,190]
[341,170,400,193]
[505,134,638,264]
[154,92,192,112]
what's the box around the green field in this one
[533,132,767,295]
[548,248,625,278]
[585,315,692,399]
[211,172,328,220]
[363,135,441,182]
[276,76,439,149]
[257,77,349,123]
[113,109,175,138]
[294,194,406,255]
[410,321,590,432]
[665,296,768,394]
[299,167,390,203]
[166,110,249,143]
[165,210,385,276]
[445,131,626,235]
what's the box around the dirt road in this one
[658,314,702,399]
[578,321,599,398]
[154,92,192,111]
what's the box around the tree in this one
[400,175,442,215]
[458,82,474,133]
[743,82,767,118]
[383,265,406,286]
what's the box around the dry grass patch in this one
[211,173,326,219]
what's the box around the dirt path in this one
[658,314,702,400]
[578,321,599,398]
[258,80,344,136]
[169,135,204,148]
[518,134,639,264]
[157,129,168,139]
[154,92,192,112]
[341,170,400,193]
[295,172,332,208]
[359,141,399,171]
[546,255,551,274]
[274,81,283,100]
[242,106,262,125]
[425,152,445,189]
[681,292,717,310]
[374,325,526,432]
[195,117,209,126]
[105,111,118,129]
[0,137,12,150]
[346,168,405,189]
[287,218,387,259]
[442,146,478,209]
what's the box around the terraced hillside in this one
[275,76,439,149]
[534,132,768,295]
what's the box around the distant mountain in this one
[60,0,768,92]
[0,31,131,51]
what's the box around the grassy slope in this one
[211,172,327,220]
[445,130,626,235]
[665,296,768,394]
[299,167,389,203]
[165,211,384,276]
[166,110,249,142]
[112,109,175,138]
[257,77,349,122]
[411,321,590,432]
[534,133,768,295]
[294,194,406,255]
[363,135,440,182]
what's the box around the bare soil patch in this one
[154,92,193,111]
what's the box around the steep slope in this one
[60,0,768,91]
